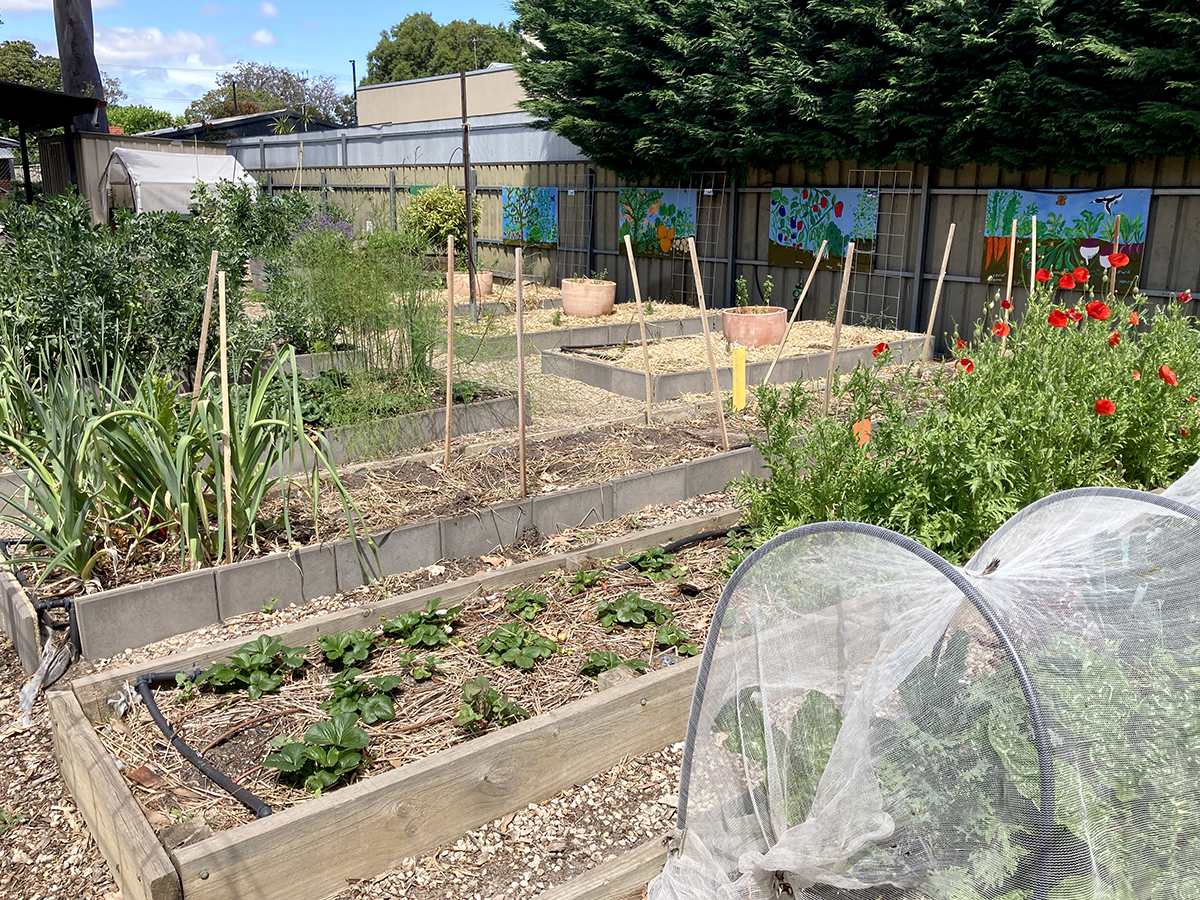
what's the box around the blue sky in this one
[1,0,516,115]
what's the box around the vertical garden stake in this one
[218,270,234,565]
[1002,218,1017,352]
[687,236,730,452]
[514,247,528,499]
[763,240,827,386]
[623,233,654,424]
[922,223,957,361]
[1110,217,1121,302]
[191,249,218,414]
[444,236,455,468]
[732,347,746,411]
[1030,215,1038,290]
[822,242,855,416]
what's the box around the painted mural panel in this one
[767,187,878,270]
[501,187,558,248]
[618,188,697,258]
[980,188,1151,291]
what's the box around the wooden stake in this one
[1002,218,1017,352]
[1030,215,1038,290]
[190,249,218,413]
[218,270,233,565]
[514,247,528,499]
[763,240,827,386]
[1110,217,1121,302]
[922,223,957,361]
[822,242,855,416]
[623,233,654,424]
[444,236,455,468]
[686,237,730,452]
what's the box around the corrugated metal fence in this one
[248,156,1200,348]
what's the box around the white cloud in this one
[247,29,276,47]
[95,25,227,66]
[3,0,118,14]
[258,1,278,17]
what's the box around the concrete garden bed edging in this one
[465,312,721,359]
[5,446,763,671]
[540,336,926,402]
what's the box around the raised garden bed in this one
[51,512,734,900]
[542,325,923,402]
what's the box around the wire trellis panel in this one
[673,171,729,308]
[845,168,914,328]
[555,171,595,288]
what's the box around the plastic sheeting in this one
[654,478,1200,900]
[99,147,257,218]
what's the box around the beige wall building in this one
[356,64,525,127]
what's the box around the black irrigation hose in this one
[135,671,273,819]
[612,525,749,571]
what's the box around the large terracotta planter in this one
[722,306,788,347]
[561,278,616,317]
[448,271,493,296]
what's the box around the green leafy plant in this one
[317,630,378,667]
[391,650,442,681]
[263,712,369,794]
[627,547,684,581]
[504,586,549,621]
[172,672,197,705]
[477,623,558,669]
[261,593,280,615]
[0,809,26,837]
[453,675,530,731]
[720,532,758,580]
[568,568,604,595]
[597,591,673,630]
[734,275,749,308]
[654,623,699,656]
[381,598,462,648]
[320,668,401,723]
[551,310,563,326]
[404,182,481,259]
[578,651,649,677]
[196,635,307,700]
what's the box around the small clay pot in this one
[561,279,616,317]
[447,271,494,296]
[721,306,788,347]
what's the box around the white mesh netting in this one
[652,459,1200,900]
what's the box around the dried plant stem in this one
[444,236,455,468]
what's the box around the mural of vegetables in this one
[767,187,878,270]
[980,188,1150,291]
[618,188,697,258]
[502,187,559,248]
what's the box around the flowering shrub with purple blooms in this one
[296,212,353,240]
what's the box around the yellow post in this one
[732,346,746,411]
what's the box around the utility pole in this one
[232,80,239,115]
[52,0,108,132]
[460,68,478,321]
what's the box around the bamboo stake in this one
[686,237,730,452]
[1110,217,1121,302]
[218,270,233,565]
[444,236,455,468]
[763,240,828,386]
[623,233,654,424]
[1030,215,1038,290]
[514,247,528,499]
[190,249,218,413]
[822,243,855,416]
[922,223,957,361]
[1002,218,1017,352]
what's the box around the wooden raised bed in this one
[52,512,728,900]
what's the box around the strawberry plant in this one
[578,651,649,677]
[263,713,369,794]
[477,623,558,669]
[320,668,401,724]
[381,598,462,648]
[196,634,307,700]
[317,629,377,667]
[597,591,673,630]
[504,586,548,621]
[627,547,683,581]
[568,568,604,595]
[655,624,699,656]
[453,675,530,731]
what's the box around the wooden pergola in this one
[0,81,101,202]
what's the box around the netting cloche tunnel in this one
[652,477,1200,900]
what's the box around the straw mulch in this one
[458,298,706,337]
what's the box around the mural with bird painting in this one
[767,187,878,270]
[618,188,697,258]
[980,188,1151,291]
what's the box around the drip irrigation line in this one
[611,525,748,572]
[135,671,273,819]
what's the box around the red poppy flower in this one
[1109,253,1130,268]
[1035,268,1051,283]
[957,358,974,374]
[1183,428,1191,436]
[955,338,967,351]
[1001,299,1013,311]
[1130,311,1140,325]
[1179,290,1193,304]
[1133,370,1141,381]
[1073,267,1090,283]
[1159,365,1178,386]
[992,322,1010,338]
[872,342,890,359]
[1048,309,1069,328]
[1095,398,1116,416]
[1059,274,1077,290]
[1086,300,1110,321]
[1067,307,1084,323]
[1109,331,1120,347]
[1190,397,1196,403]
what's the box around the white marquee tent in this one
[99,147,258,219]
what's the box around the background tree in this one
[364,13,524,85]
[514,0,1200,180]
[107,104,181,134]
[185,61,354,124]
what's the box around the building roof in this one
[140,109,340,140]
[0,81,102,131]
[356,63,514,93]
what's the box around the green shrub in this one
[404,183,480,260]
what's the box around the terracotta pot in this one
[560,279,616,317]
[447,271,493,296]
[722,306,788,347]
